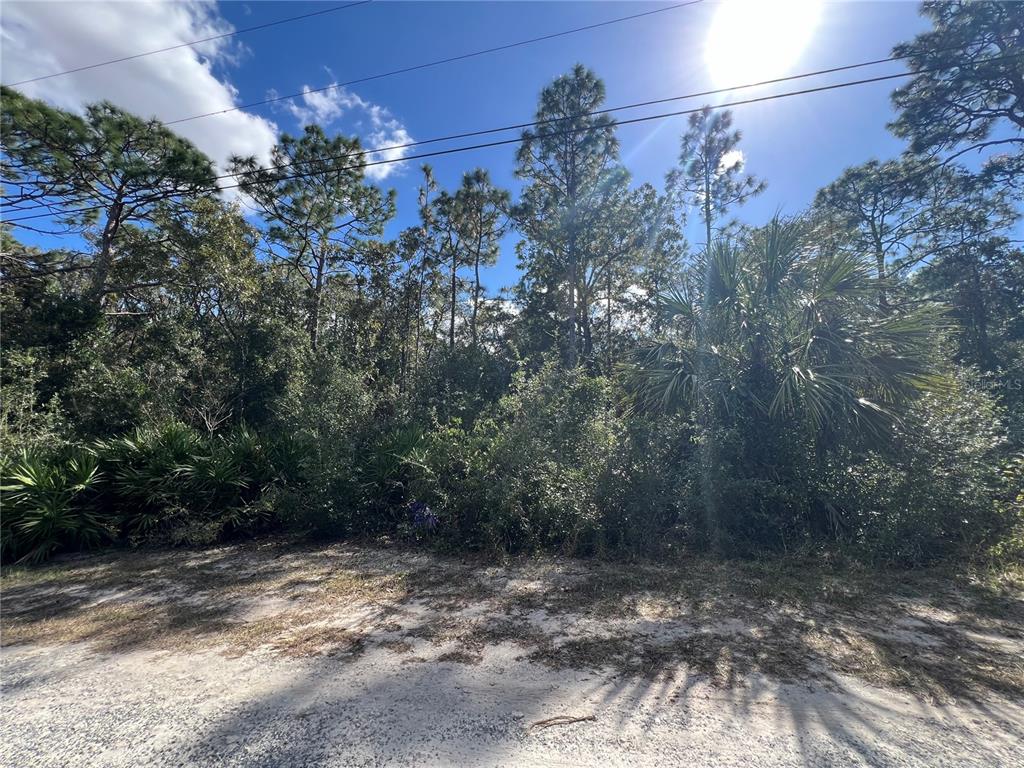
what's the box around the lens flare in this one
[705,0,823,88]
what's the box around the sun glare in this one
[705,0,823,88]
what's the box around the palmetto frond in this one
[747,216,806,301]
[632,215,946,438]
[656,286,698,331]
[626,341,700,412]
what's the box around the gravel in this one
[3,640,1023,767]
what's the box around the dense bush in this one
[835,372,1019,565]
[402,363,616,553]
[96,422,305,545]
[267,353,379,538]
[1,422,308,562]
[411,345,514,426]
[2,7,1021,568]
[1,448,106,564]
[2,360,1019,565]
[593,413,694,554]
[0,348,68,456]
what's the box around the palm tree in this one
[633,216,946,426]
[628,216,947,548]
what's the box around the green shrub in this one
[1,449,108,564]
[0,348,68,456]
[986,455,1024,565]
[353,425,429,532]
[592,414,694,554]
[412,345,513,426]
[94,421,303,546]
[836,372,1015,565]
[267,354,376,536]
[416,362,616,554]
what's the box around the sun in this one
[705,0,823,88]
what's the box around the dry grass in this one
[2,540,1022,702]
[271,626,365,658]
[378,638,414,654]
[436,648,483,665]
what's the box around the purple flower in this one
[409,500,438,530]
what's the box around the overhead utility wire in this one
[161,1,706,126]
[3,1,705,214]
[3,1,373,87]
[9,53,1022,226]
[190,45,1005,184]
[6,47,1019,220]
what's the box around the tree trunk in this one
[696,253,721,553]
[582,304,593,361]
[606,265,613,375]
[567,251,578,368]
[703,161,713,248]
[566,149,579,369]
[872,225,888,310]
[472,228,483,348]
[566,198,579,368]
[413,255,425,379]
[449,248,457,350]
[968,251,995,370]
[87,203,124,306]
[308,253,325,351]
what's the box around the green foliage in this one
[1,87,217,303]
[2,53,1020,568]
[93,422,297,545]
[889,0,1024,186]
[987,455,1024,566]
[631,217,954,554]
[513,65,660,370]
[1,449,107,564]
[412,345,513,425]
[352,425,429,534]
[593,413,694,554]
[835,372,1017,565]
[0,348,68,456]
[634,217,946,435]
[0,422,312,563]
[667,105,765,245]
[266,353,378,537]
[410,362,616,554]
[230,125,395,349]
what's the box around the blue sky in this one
[3,1,934,293]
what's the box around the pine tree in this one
[890,0,1024,188]
[1,88,217,306]
[513,65,626,368]
[230,126,395,350]
[667,107,765,247]
[451,170,509,348]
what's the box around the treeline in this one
[1,1,1022,565]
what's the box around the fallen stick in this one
[528,714,596,730]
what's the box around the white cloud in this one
[283,82,414,181]
[0,0,278,177]
[364,110,414,182]
[718,149,745,174]
[486,297,521,317]
[284,83,365,126]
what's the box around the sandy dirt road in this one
[2,542,1022,767]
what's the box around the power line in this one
[162,1,705,127]
[2,2,373,88]
[13,58,1022,226]
[246,65,1018,191]
[7,47,1018,218]
[204,46,984,185]
[2,0,705,216]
